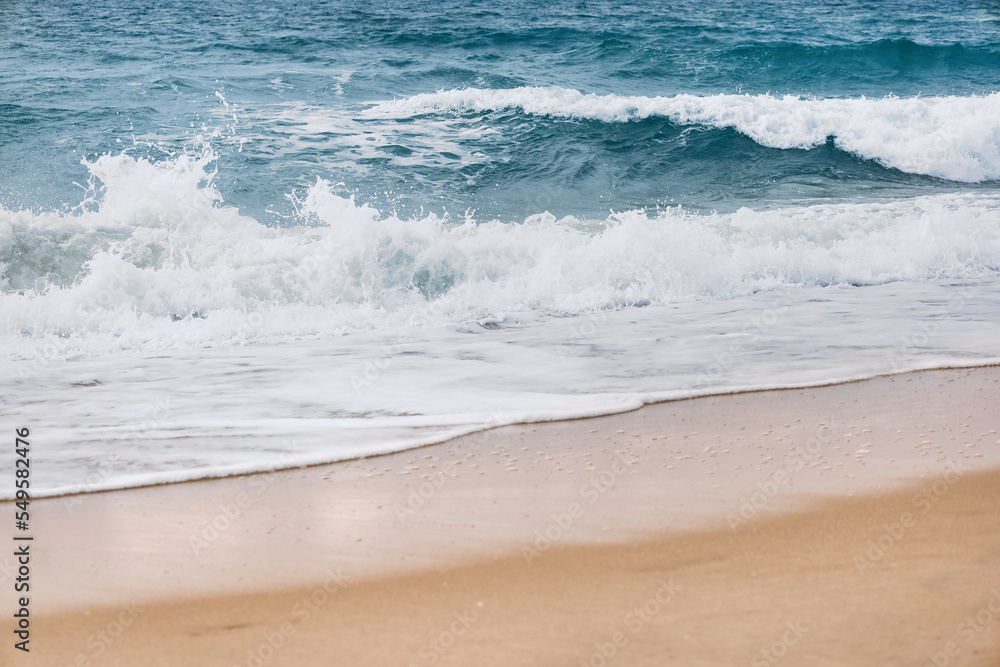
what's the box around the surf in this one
[368,87,1000,183]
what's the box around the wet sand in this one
[4,366,1000,665]
[31,469,1000,667]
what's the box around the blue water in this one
[3,0,1000,495]
[4,0,1000,221]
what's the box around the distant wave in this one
[368,87,1000,183]
[724,38,1000,71]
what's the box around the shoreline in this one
[4,365,1000,664]
[18,361,1000,502]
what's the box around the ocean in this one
[2,0,999,497]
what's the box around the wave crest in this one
[2,149,999,357]
[368,87,1000,183]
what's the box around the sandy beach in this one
[6,3,1000,665]
[5,366,1000,666]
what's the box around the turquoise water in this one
[3,1,1000,495]
[4,0,1000,220]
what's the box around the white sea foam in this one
[6,279,1000,499]
[3,149,1000,358]
[220,101,495,171]
[3,149,1000,497]
[368,87,1000,182]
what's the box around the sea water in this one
[2,0,999,496]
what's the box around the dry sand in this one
[3,366,1000,665]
